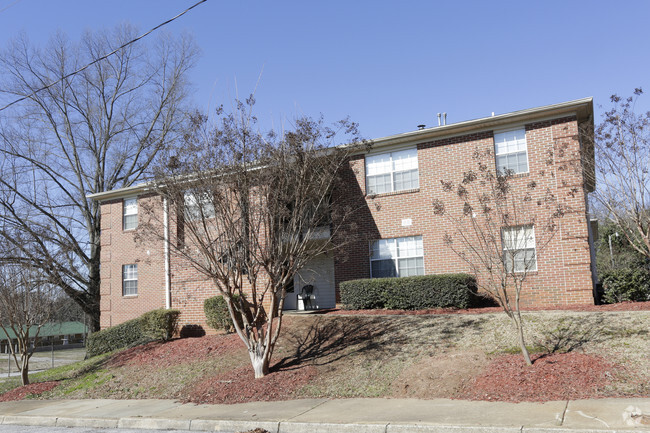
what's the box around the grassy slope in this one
[1,310,648,401]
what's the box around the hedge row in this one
[86,308,180,358]
[340,274,477,310]
[601,268,650,304]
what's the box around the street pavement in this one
[0,397,649,433]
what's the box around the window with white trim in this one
[123,197,138,230]
[366,148,419,195]
[494,128,528,174]
[122,264,138,296]
[370,236,424,278]
[502,225,537,272]
[184,191,215,220]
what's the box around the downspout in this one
[163,197,171,309]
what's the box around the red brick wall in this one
[334,116,595,307]
[100,115,595,329]
[99,194,166,328]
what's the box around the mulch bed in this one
[457,352,623,402]
[0,381,59,402]
[328,301,650,316]
[108,333,243,368]
[183,364,317,404]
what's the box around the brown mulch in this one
[0,381,59,402]
[183,364,317,404]
[457,352,623,402]
[329,301,650,316]
[108,333,244,368]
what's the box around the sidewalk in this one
[0,397,648,432]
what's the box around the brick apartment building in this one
[90,98,597,330]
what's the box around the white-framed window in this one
[370,235,424,278]
[494,128,528,174]
[184,191,215,220]
[502,225,537,273]
[123,197,138,230]
[366,148,419,195]
[122,264,138,296]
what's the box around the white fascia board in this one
[363,97,593,153]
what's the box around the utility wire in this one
[0,0,208,112]
[0,0,24,14]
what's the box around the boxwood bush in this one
[204,294,243,333]
[601,268,650,304]
[340,274,477,310]
[140,308,180,341]
[86,308,181,358]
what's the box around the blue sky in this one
[0,0,648,140]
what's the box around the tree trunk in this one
[514,316,532,366]
[249,348,270,378]
[20,358,29,385]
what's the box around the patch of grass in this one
[58,369,113,395]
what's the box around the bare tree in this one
[142,97,367,378]
[0,26,198,331]
[433,149,564,365]
[592,89,650,263]
[0,262,56,385]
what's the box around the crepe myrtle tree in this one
[0,262,56,385]
[591,89,650,264]
[0,25,197,332]
[141,97,369,378]
[432,149,565,365]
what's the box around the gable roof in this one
[88,97,593,202]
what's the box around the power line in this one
[0,0,208,112]
[0,0,24,14]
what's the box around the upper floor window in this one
[370,235,424,278]
[366,148,419,195]
[494,128,528,174]
[123,197,138,230]
[184,191,215,220]
[122,264,138,296]
[502,225,537,273]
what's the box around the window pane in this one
[392,148,418,171]
[371,239,396,260]
[398,257,424,277]
[124,198,137,215]
[371,259,397,278]
[367,174,392,194]
[366,153,392,176]
[123,264,138,296]
[397,236,423,257]
[494,129,527,174]
[394,169,419,191]
[124,214,138,230]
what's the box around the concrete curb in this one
[1,416,649,433]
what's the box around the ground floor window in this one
[502,225,537,272]
[370,235,424,278]
[122,264,138,296]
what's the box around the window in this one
[122,264,138,296]
[502,225,536,272]
[370,236,424,278]
[184,191,215,220]
[366,148,419,194]
[494,128,528,174]
[123,197,138,230]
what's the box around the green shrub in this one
[340,274,477,310]
[86,317,147,358]
[601,268,650,304]
[140,308,180,341]
[204,294,243,333]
